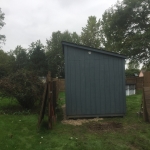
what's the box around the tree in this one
[0,50,11,78]
[28,40,47,76]
[101,0,150,65]
[13,46,28,70]
[125,68,140,77]
[46,30,80,77]
[128,61,140,69]
[81,16,101,48]
[125,60,140,76]
[71,32,80,44]
[141,63,150,71]
[0,69,43,109]
[0,8,6,47]
[46,31,66,78]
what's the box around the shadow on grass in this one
[0,97,42,115]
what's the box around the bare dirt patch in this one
[61,118,103,126]
[61,105,122,131]
[86,122,122,132]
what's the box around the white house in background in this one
[126,84,136,96]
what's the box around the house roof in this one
[62,41,127,59]
[140,70,146,73]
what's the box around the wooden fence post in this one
[38,71,58,129]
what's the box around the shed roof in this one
[62,41,127,59]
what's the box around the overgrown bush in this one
[125,69,140,77]
[0,69,44,109]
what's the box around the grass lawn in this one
[0,91,150,150]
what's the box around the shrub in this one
[0,69,44,109]
[125,69,140,77]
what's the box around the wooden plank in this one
[143,87,150,122]
[53,81,56,114]
[144,72,150,87]
[143,93,149,121]
[145,95,150,99]
[143,87,150,92]
[47,72,57,129]
[38,82,48,127]
[53,80,58,115]
[38,71,57,129]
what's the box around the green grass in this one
[0,92,150,150]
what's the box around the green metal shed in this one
[62,41,127,118]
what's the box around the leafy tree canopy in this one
[46,30,80,77]
[81,16,101,48]
[0,49,11,78]
[13,45,28,70]
[28,40,48,76]
[0,8,6,47]
[128,60,140,69]
[101,0,150,66]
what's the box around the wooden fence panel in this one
[126,77,136,84]
[52,78,65,91]
[52,73,149,93]
[52,80,59,114]
[38,72,59,129]
[142,72,150,122]
[143,87,150,122]
[126,77,143,90]
[136,77,144,90]
[144,72,150,87]
[58,79,65,91]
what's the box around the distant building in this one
[139,70,146,77]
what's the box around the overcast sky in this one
[1,0,119,52]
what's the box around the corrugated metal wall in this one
[64,45,126,118]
